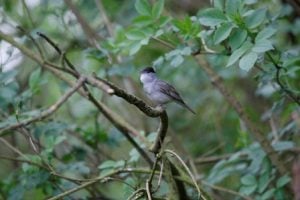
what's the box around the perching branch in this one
[0,30,160,166]
[37,32,168,154]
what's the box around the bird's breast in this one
[143,82,171,105]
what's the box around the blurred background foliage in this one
[0,0,300,199]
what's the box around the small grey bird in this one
[140,67,195,114]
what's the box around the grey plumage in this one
[140,67,195,114]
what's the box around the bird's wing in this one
[156,80,196,114]
[156,80,185,104]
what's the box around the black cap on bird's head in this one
[140,67,155,74]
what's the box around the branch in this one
[127,188,146,200]
[94,0,114,36]
[0,30,154,165]
[0,138,29,159]
[195,55,288,176]
[266,53,300,106]
[37,32,163,117]
[92,74,164,117]
[149,111,168,154]
[195,152,248,165]
[150,36,288,176]
[0,155,47,170]
[64,0,103,43]
[82,86,154,166]
[37,32,168,154]
[164,149,204,200]
[0,77,85,134]
[201,180,253,200]
[0,30,169,166]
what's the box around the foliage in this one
[0,0,299,199]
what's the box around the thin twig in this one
[0,138,29,159]
[195,152,248,165]
[153,159,164,192]
[16,26,44,59]
[64,0,103,43]
[102,177,136,190]
[0,30,162,167]
[127,188,146,200]
[37,32,78,73]
[94,0,114,36]
[266,53,300,106]
[21,0,35,27]
[151,37,175,49]
[164,149,204,200]
[195,54,287,176]
[0,155,47,170]
[0,77,85,133]
[146,180,152,200]
[201,181,252,200]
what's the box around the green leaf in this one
[29,68,41,93]
[152,0,164,19]
[244,8,267,29]
[261,188,275,200]
[173,17,200,38]
[129,41,142,55]
[272,141,294,151]
[240,184,257,195]
[225,0,242,16]
[282,56,300,68]
[228,28,248,50]
[133,15,153,27]
[181,46,192,55]
[70,162,90,174]
[98,160,116,170]
[214,0,224,10]
[135,0,151,16]
[165,49,181,60]
[8,185,25,200]
[54,135,66,145]
[129,148,140,162]
[245,0,257,4]
[247,144,266,173]
[239,51,258,71]
[140,37,149,45]
[147,132,158,142]
[252,39,273,53]
[126,30,146,40]
[213,22,234,44]
[157,16,171,27]
[115,160,125,168]
[198,8,227,26]
[170,55,184,67]
[241,174,257,185]
[227,40,252,67]
[153,56,164,67]
[276,175,291,188]
[0,69,18,84]
[255,27,276,42]
[258,172,271,193]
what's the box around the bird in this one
[140,67,195,114]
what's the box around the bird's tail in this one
[178,101,196,114]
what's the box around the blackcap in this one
[140,67,195,114]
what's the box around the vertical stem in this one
[195,55,287,176]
